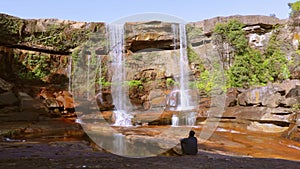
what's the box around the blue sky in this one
[0,0,296,23]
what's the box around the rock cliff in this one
[0,13,300,140]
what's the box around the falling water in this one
[170,24,197,126]
[185,112,196,126]
[108,24,132,126]
[178,24,191,109]
[171,114,179,127]
[170,24,194,110]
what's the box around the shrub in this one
[213,20,290,88]
[289,1,300,17]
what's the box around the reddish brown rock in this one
[225,88,239,107]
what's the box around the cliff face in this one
[0,14,300,138]
[1,14,298,82]
[0,13,105,53]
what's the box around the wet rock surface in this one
[1,119,300,169]
[0,97,299,168]
[1,140,299,169]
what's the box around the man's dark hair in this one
[189,130,195,137]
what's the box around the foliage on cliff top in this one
[0,14,105,52]
[213,19,290,88]
[214,19,248,56]
[289,1,300,17]
[0,14,24,44]
[23,23,92,51]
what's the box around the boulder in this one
[54,91,75,111]
[286,85,300,98]
[247,121,289,133]
[261,93,283,108]
[151,96,167,108]
[237,85,284,107]
[225,88,239,107]
[221,106,293,123]
[125,21,176,52]
[0,91,18,107]
[279,80,300,96]
[18,92,45,112]
[280,97,300,107]
[190,15,284,35]
[0,78,13,93]
[148,89,166,108]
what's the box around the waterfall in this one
[170,24,197,126]
[171,114,179,127]
[170,24,194,110]
[178,24,190,109]
[108,24,132,126]
[186,112,196,126]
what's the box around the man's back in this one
[181,136,198,155]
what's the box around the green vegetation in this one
[127,80,143,89]
[289,1,300,17]
[212,19,290,88]
[292,103,300,112]
[194,70,212,93]
[186,24,203,40]
[187,46,199,63]
[214,19,248,55]
[227,49,266,87]
[213,19,248,69]
[24,23,91,51]
[192,60,226,94]
[259,25,290,83]
[166,78,176,87]
[0,14,24,38]
[96,77,111,87]
[15,53,52,80]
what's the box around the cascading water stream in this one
[108,24,132,126]
[178,24,190,109]
[170,24,197,126]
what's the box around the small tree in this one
[220,21,290,88]
[213,19,248,70]
[289,1,300,17]
[227,49,266,88]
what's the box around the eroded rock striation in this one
[0,13,300,140]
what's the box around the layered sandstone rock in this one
[0,13,300,138]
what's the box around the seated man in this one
[180,130,198,155]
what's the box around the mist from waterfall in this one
[108,24,132,126]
